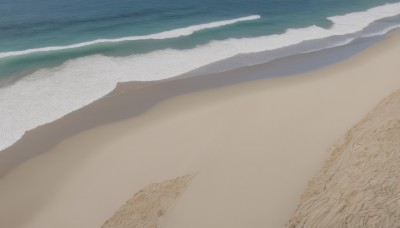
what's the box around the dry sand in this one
[0,31,399,228]
[288,90,400,227]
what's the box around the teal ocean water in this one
[1,0,400,78]
[1,0,400,151]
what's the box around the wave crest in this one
[0,15,261,59]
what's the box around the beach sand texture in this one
[102,175,192,228]
[0,31,400,228]
[288,89,400,227]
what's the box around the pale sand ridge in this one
[102,175,192,228]
[288,89,400,227]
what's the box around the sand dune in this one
[288,90,400,227]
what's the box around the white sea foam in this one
[0,15,261,59]
[1,3,400,151]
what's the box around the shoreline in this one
[1,30,400,228]
[0,32,385,177]
[2,4,400,152]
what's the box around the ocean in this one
[1,0,400,151]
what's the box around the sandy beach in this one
[0,30,400,228]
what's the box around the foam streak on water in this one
[0,15,261,59]
[1,3,400,152]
